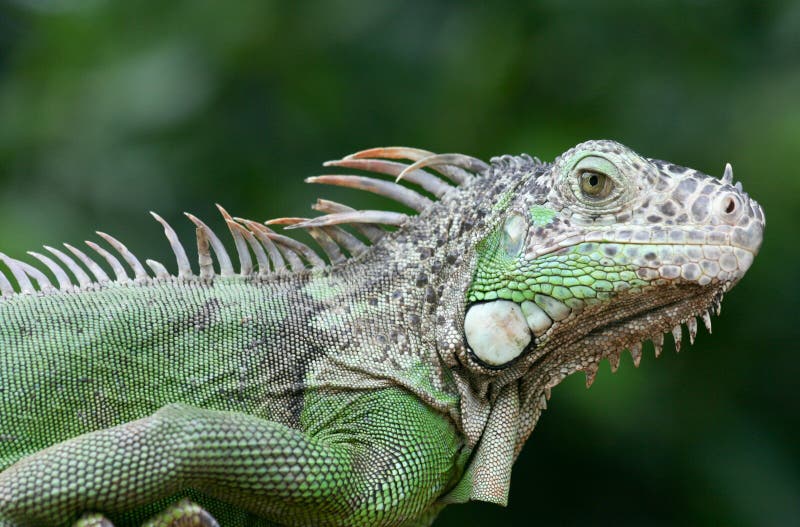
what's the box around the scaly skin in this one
[0,140,764,526]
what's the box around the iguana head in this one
[458,139,764,390]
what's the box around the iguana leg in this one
[0,389,463,527]
[70,500,219,527]
[0,403,350,526]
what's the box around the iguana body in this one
[0,141,764,526]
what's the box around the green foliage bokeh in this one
[0,1,797,525]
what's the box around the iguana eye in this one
[579,170,614,199]
[568,154,623,208]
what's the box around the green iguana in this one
[0,140,764,526]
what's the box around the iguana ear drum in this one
[464,300,531,366]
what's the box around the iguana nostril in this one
[724,197,735,214]
[715,192,742,223]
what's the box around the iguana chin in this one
[0,140,764,526]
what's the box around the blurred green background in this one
[0,0,797,525]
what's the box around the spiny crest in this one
[0,147,487,297]
[582,288,723,389]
